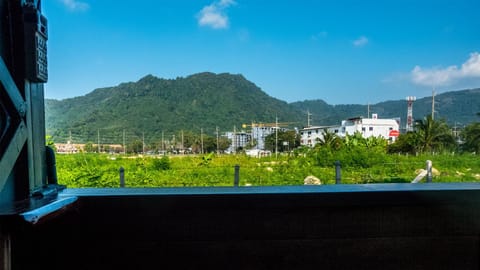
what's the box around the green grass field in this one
[56,151,480,188]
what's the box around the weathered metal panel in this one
[25,82,46,191]
[0,121,27,191]
[0,0,48,202]
[0,57,25,118]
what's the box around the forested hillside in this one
[46,72,305,143]
[46,72,480,143]
[291,88,480,127]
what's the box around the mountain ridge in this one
[45,73,480,143]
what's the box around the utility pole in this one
[200,128,204,154]
[216,126,219,154]
[142,132,145,154]
[367,103,370,118]
[181,130,184,154]
[233,125,237,154]
[275,117,279,157]
[307,110,312,127]
[432,89,436,120]
[68,130,73,153]
[97,129,100,153]
[123,129,126,154]
[162,131,165,152]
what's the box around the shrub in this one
[151,156,171,171]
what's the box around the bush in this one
[151,156,171,170]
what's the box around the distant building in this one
[300,115,400,147]
[225,131,252,153]
[55,142,80,153]
[245,149,272,158]
[299,126,336,147]
[55,143,124,153]
[251,126,287,150]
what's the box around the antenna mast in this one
[307,110,312,127]
[432,90,436,120]
[406,96,416,132]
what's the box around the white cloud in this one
[197,0,236,29]
[60,0,89,12]
[411,52,480,87]
[460,52,480,77]
[353,36,368,47]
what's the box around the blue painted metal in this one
[20,196,77,224]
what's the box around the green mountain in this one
[45,72,305,143]
[291,88,480,127]
[46,72,480,143]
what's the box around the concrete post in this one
[234,165,240,187]
[426,160,432,183]
[335,161,341,184]
[119,167,125,187]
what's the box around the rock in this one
[415,167,440,176]
[304,175,322,185]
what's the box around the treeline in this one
[79,130,232,154]
[266,114,480,158]
[388,114,480,154]
[54,113,480,156]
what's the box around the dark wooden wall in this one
[10,184,480,270]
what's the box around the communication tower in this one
[406,96,416,132]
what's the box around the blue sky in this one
[43,0,480,104]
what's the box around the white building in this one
[251,126,287,150]
[299,126,335,147]
[245,149,272,158]
[300,115,400,147]
[225,131,252,153]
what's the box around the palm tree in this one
[414,115,456,153]
[316,129,342,149]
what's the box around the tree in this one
[387,132,420,154]
[181,131,200,153]
[316,129,342,150]
[217,137,231,153]
[202,136,217,153]
[127,139,143,154]
[414,115,456,153]
[264,130,300,152]
[461,122,480,153]
[84,142,95,153]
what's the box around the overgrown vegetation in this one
[55,114,480,188]
[56,149,480,188]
